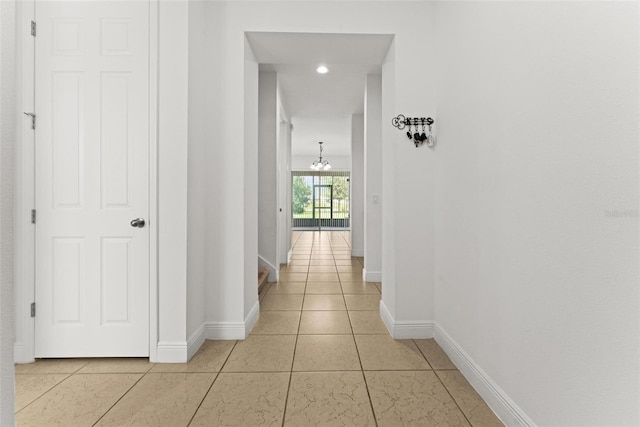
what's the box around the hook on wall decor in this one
[391,115,435,147]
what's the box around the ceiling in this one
[268,64,378,117]
[291,116,353,157]
[246,32,393,65]
[247,32,393,158]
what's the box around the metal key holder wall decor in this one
[391,115,435,147]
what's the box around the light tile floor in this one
[15,231,503,426]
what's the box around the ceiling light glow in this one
[316,65,329,74]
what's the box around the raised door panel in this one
[35,1,149,358]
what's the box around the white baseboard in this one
[378,304,532,424]
[14,342,33,364]
[186,323,206,361]
[380,300,394,334]
[363,269,381,282]
[287,249,292,264]
[393,320,434,339]
[204,301,260,340]
[244,300,260,336]
[351,247,364,257]
[205,322,246,340]
[156,341,188,363]
[434,324,535,426]
[379,300,434,339]
[258,255,278,282]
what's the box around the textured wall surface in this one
[0,0,16,424]
[186,0,207,346]
[434,2,639,425]
[351,114,365,257]
[258,72,279,280]
[364,75,382,278]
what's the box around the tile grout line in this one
[91,369,150,426]
[17,232,480,426]
[185,340,239,426]
[19,361,150,421]
[331,232,380,427]
[432,369,474,426]
[413,339,435,371]
[14,371,74,415]
[187,372,221,427]
[214,367,433,373]
[413,340,474,426]
[280,231,315,427]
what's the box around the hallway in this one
[2,1,637,423]
[14,231,502,426]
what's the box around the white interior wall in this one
[186,1,207,348]
[364,75,382,282]
[380,15,437,333]
[291,155,351,171]
[351,114,365,255]
[380,39,396,326]
[0,0,16,423]
[202,5,245,332]
[433,2,639,425]
[277,82,292,265]
[156,1,189,361]
[243,38,260,329]
[258,72,279,281]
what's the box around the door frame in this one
[14,0,159,363]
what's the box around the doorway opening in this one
[249,30,391,332]
[292,171,350,230]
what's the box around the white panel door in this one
[35,1,150,357]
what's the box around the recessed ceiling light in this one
[316,65,329,74]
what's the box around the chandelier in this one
[310,141,331,170]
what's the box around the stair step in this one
[258,268,269,292]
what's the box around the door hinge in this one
[30,302,36,317]
[31,209,36,224]
[31,21,36,37]
[24,112,36,130]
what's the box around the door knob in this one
[130,218,146,228]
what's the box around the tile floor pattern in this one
[15,231,504,427]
